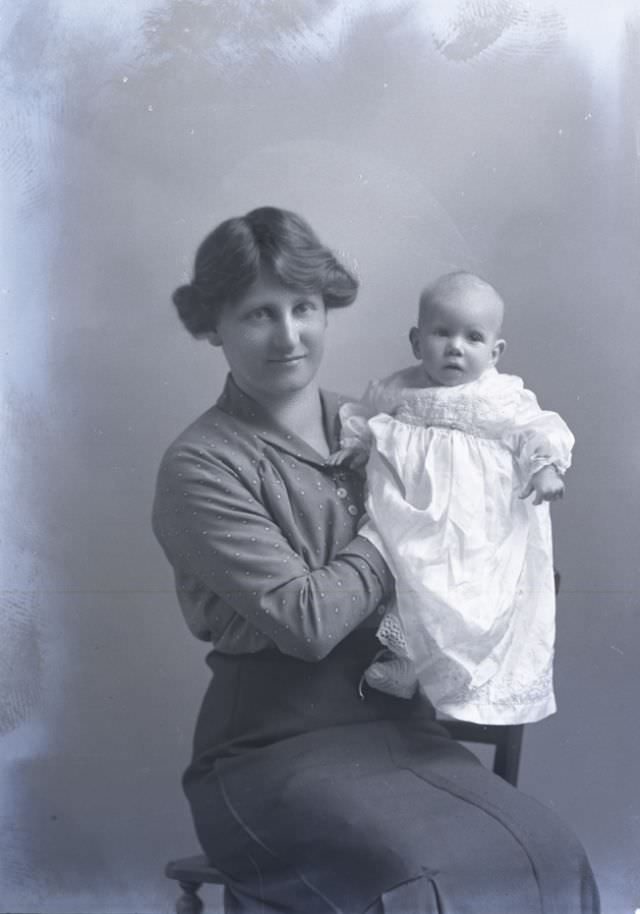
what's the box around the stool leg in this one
[176,880,204,914]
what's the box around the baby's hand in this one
[327,446,368,468]
[520,465,565,505]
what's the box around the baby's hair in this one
[419,271,505,332]
[172,206,359,338]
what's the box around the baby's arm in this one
[331,380,388,467]
[506,387,575,505]
[519,464,565,505]
[326,444,369,468]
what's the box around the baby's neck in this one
[412,365,491,390]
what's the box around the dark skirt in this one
[184,630,598,914]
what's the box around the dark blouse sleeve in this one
[152,441,393,662]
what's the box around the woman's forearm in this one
[153,448,393,660]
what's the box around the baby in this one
[332,272,573,724]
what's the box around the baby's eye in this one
[434,328,449,337]
[469,332,485,343]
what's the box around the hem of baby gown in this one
[433,692,557,725]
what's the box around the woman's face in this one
[210,270,327,403]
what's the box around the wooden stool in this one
[165,854,217,914]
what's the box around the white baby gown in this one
[342,366,574,725]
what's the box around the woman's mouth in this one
[268,355,306,365]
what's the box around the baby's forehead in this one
[419,279,503,329]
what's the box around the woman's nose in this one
[273,314,299,349]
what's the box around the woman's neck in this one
[240,380,330,457]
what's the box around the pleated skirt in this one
[184,630,598,914]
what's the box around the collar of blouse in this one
[216,373,344,466]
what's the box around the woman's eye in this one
[295,300,316,314]
[247,307,270,321]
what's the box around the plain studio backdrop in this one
[1,1,639,912]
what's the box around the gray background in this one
[1,1,639,911]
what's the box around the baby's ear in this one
[492,338,506,365]
[409,326,421,360]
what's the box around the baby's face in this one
[410,288,505,387]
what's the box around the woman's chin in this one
[261,364,319,396]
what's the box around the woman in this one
[152,206,599,913]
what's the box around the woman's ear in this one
[409,326,421,360]
[491,338,506,365]
[207,329,224,348]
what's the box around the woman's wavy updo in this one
[172,206,359,338]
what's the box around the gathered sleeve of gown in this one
[152,440,393,663]
[338,378,401,453]
[504,386,575,486]
[338,381,379,453]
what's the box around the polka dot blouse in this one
[152,375,393,661]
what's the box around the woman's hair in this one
[172,207,359,338]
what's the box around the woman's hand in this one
[520,465,565,505]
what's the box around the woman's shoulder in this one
[161,402,235,449]
[157,403,260,481]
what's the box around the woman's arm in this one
[152,444,393,661]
